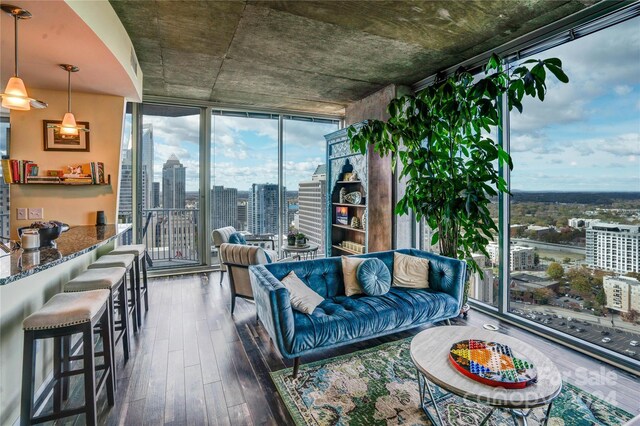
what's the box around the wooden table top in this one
[410,325,562,409]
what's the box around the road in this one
[510,301,639,360]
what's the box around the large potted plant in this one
[349,54,568,312]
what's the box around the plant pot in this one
[295,237,306,247]
[287,236,296,246]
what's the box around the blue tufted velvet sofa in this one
[248,248,467,376]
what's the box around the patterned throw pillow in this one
[392,252,430,289]
[281,271,324,314]
[228,232,247,245]
[356,258,391,296]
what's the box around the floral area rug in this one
[271,339,633,426]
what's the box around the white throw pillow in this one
[392,252,430,289]
[341,256,365,296]
[281,271,324,314]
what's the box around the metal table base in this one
[416,369,554,426]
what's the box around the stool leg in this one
[82,324,97,426]
[106,294,118,381]
[53,337,63,413]
[118,278,130,361]
[21,330,36,426]
[62,336,70,400]
[127,269,138,333]
[142,255,149,312]
[134,257,142,327]
[100,307,115,406]
[131,265,141,328]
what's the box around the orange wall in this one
[9,87,124,238]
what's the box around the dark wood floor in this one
[47,272,639,425]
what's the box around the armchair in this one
[219,243,271,315]
[212,226,277,285]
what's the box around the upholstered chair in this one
[219,243,271,314]
[212,226,278,285]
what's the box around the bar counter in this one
[0,224,131,426]
[0,224,131,286]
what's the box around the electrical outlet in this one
[16,208,27,220]
[28,208,43,220]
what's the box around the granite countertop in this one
[0,224,132,285]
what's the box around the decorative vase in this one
[287,235,296,246]
[339,187,346,203]
[350,217,361,229]
[344,191,362,205]
[295,237,306,247]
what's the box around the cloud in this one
[599,133,640,156]
[614,85,633,96]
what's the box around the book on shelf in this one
[1,159,38,183]
[79,162,106,184]
[26,176,61,183]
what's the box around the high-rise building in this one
[237,201,247,231]
[118,148,133,223]
[151,182,160,208]
[487,243,534,271]
[469,254,494,304]
[248,183,282,236]
[603,275,640,313]
[211,185,238,230]
[586,223,640,274]
[298,164,326,255]
[141,124,154,210]
[162,154,186,209]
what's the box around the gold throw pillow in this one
[392,252,430,289]
[341,256,365,296]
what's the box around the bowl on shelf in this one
[18,221,70,248]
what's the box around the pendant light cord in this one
[67,69,71,112]
[14,14,18,77]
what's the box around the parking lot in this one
[510,307,639,359]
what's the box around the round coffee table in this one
[410,325,562,426]
[282,242,319,260]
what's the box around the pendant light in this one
[0,4,46,110]
[51,64,88,137]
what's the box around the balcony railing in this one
[141,208,200,269]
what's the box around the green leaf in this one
[546,63,569,83]
[430,232,439,246]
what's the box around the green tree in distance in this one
[547,262,564,280]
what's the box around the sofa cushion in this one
[357,258,391,296]
[281,271,324,314]
[228,232,247,245]
[290,287,459,354]
[393,252,430,289]
[341,256,365,296]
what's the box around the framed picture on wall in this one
[43,120,90,151]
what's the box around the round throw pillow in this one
[228,232,247,245]
[356,258,391,296]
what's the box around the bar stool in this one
[21,289,115,426]
[88,254,138,332]
[64,267,131,363]
[106,245,149,327]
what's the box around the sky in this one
[509,16,640,192]
[127,114,337,193]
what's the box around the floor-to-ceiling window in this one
[508,15,640,361]
[141,104,201,269]
[0,113,9,239]
[117,106,133,224]
[283,117,339,257]
[210,113,279,266]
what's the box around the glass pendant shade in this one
[1,76,30,110]
[60,112,79,136]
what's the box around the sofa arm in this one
[407,249,467,310]
[248,264,295,357]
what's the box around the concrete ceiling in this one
[110,0,599,116]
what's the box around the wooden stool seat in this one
[21,289,115,426]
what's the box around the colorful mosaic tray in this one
[449,339,537,389]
